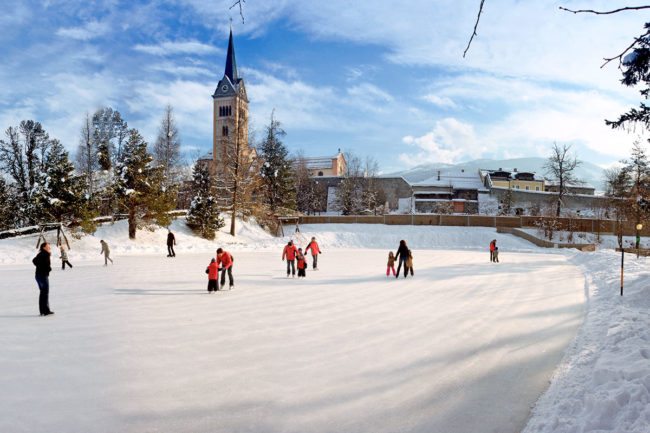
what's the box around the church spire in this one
[224,28,238,83]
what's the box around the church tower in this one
[212,29,249,178]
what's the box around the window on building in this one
[525,186,529,190]
[515,185,520,189]
[318,171,323,176]
[536,186,540,191]
[222,126,229,137]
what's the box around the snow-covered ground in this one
[1,220,648,433]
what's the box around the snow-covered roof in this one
[412,169,487,191]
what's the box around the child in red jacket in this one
[296,248,307,278]
[206,258,219,293]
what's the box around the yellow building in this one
[482,169,544,192]
[297,152,347,177]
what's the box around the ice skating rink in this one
[0,249,585,433]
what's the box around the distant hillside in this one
[386,157,606,191]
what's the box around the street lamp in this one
[636,223,643,258]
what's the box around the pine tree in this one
[0,120,52,225]
[114,129,175,239]
[0,178,16,230]
[186,162,224,239]
[40,139,84,223]
[153,105,182,187]
[259,113,295,212]
[93,107,128,171]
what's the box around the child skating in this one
[100,240,113,266]
[206,258,220,293]
[296,248,307,278]
[59,245,73,270]
[386,251,396,277]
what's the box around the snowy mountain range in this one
[387,157,607,191]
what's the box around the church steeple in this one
[224,28,238,83]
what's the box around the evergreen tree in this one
[186,162,224,239]
[114,129,175,239]
[153,105,182,186]
[93,107,128,170]
[259,113,295,212]
[0,178,16,230]
[40,139,84,222]
[0,120,52,225]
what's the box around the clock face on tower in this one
[221,85,228,93]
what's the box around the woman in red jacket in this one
[216,248,234,289]
[304,236,321,270]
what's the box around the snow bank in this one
[523,249,650,433]
[0,221,537,266]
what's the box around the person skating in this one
[493,246,500,263]
[394,240,410,278]
[216,248,234,289]
[167,230,176,257]
[386,251,396,277]
[59,245,73,270]
[32,242,54,316]
[489,239,496,262]
[296,248,307,278]
[282,240,298,277]
[100,240,113,266]
[405,249,414,277]
[304,236,322,270]
[206,258,220,293]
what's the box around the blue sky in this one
[1,0,647,172]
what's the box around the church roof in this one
[213,29,247,101]
[224,29,238,83]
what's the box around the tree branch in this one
[600,29,650,69]
[230,0,246,24]
[464,0,486,58]
[559,5,650,15]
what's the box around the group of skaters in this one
[281,237,321,278]
[31,227,502,315]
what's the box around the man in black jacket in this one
[167,230,176,257]
[32,242,54,316]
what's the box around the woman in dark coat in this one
[32,242,54,316]
[394,240,410,279]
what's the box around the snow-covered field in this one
[1,220,649,433]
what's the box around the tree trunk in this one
[128,209,136,239]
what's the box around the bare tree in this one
[335,152,363,215]
[153,104,182,186]
[544,142,582,217]
[217,100,260,236]
[76,113,97,198]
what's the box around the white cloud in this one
[134,41,220,56]
[56,20,109,41]
[399,118,486,166]
[149,62,214,77]
[422,94,457,109]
